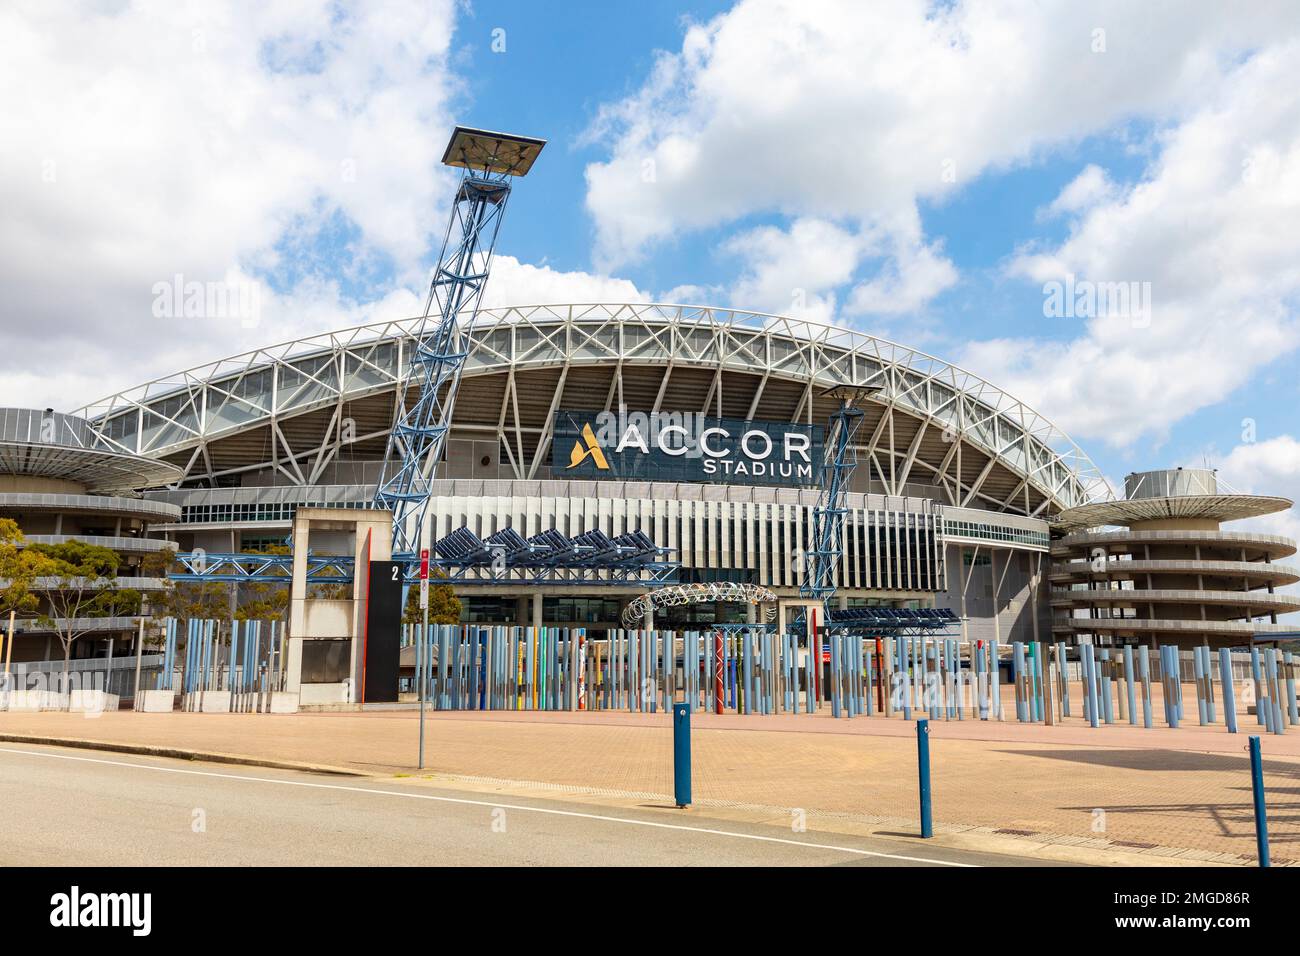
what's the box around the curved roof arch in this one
[73,303,1113,514]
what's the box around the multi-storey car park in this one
[1051,468,1299,647]
[25,301,1282,655]
[0,408,180,663]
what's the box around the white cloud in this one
[975,42,1300,447]
[845,218,958,316]
[1041,164,1116,219]
[582,0,1295,325]
[722,218,860,324]
[1216,437,1300,620]
[479,256,651,310]
[0,0,460,411]
[1219,437,1300,538]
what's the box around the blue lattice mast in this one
[374,128,545,559]
[802,385,880,609]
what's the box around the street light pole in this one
[418,540,430,770]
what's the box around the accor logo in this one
[567,422,609,470]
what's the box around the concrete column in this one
[532,592,543,630]
[516,595,529,627]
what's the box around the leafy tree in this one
[402,569,461,625]
[140,547,231,627]
[0,517,49,621]
[234,544,291,626]
[26,539,131,697]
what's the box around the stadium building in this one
[59,302,1294,649]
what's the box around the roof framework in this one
[73,304,1113,515]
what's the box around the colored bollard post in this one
[673,702,691,808]
[917,718,933,838]
[1249,735,1269,867]
[1082,644,1099,729]
[1123,644,1137,726]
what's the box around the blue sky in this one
[2,0,1299,529]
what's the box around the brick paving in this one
[3,702,1296,864]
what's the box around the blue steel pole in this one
[1166,646,1182,728]
[1013,643,1027,722]
[1057,642,1071,717]
[743,634,754,716]
[1123,645,1137,725]
[830,634,842,719]
[1250,645,1264,725]
[1287,652,1299,726]
[673,702,692,808]
[1203,646,1217,724]
[989,637,1002,720]
[1083,644,1099,729]
[1266,648,1285,734]
[1102,649,1116,724]
[1249,735,1269,867]
[1030,643,1041,722]
[917,718,933,838]
[902,637,913,721]
[1194,645,1208,726]
[1034,647,1045,723]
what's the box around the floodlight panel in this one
[441,126,546,176]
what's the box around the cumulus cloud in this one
[1216,436,1300,618]
[582,0,1294,328]
[480,256,651,311]
[973,41,1300,447]
[1218,436,1300,538]
[722,218,861,324]
[1040,164,1117,219]
[0,0,462,410]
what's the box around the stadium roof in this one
[72,303,1113,515]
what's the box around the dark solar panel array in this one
[433,526,666,570]
[824,607,959,628]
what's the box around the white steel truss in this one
[73,303,1114,514]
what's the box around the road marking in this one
[0,745,976,867]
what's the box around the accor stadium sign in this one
[552,410,823,487]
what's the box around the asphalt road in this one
[0,744,1062,867]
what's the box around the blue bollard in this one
[917,718,933,838]
[673,702,691,807]
[1250,646,1264,725]
[1082,644,1099,728]
[1249,736,1269,867]
[1123,645,1137,725]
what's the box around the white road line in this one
[0,745,976,867]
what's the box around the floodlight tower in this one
[801,385,880,608]
[374,127,545,559]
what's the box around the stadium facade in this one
[47,302,1293,651]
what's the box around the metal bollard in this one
[673,702,692,808]
[1249,736,1269,867]
[917,718,933,838]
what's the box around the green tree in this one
[26,539,131,697]
[140,547,231,627]
[235,544,291,626]
[402,570,462,625]
[0,517,48,622]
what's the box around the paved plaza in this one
[3,697,1294,866]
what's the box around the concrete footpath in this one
[2,707,1293,867]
